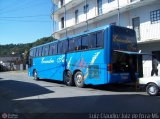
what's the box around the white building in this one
[52,0,160,77]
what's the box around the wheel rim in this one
[76,74,83,84]
[148,86,157,95]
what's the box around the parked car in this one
[139,76,160,96]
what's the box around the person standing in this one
[151,57,159,76]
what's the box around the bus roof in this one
[30,25,111,50]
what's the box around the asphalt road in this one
[0,71,160,118]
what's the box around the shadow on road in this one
[0,80,54,100]
[89,83,144,92]
[0,80,160,115]
[39,79,64,84]
[38,79,141,92]
[12,94,160,113]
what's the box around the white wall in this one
[139,42,160,77]
[129,4,160,42]
[54,0,160,44]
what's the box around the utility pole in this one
[64,5,68,37]
[85,0,88,31]
[117,0,120,26]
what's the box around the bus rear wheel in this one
[63,70,74,86]
[74,71,85,88]
[33,70,39,80]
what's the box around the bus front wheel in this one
[63,70,74,86]
[74,71,85,88]
[33,70,39,80]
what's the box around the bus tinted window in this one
[82,35,89,50]
[69,39,75,52]
[45,45,49,56]
[42,45,49,56]
[88,33,96,49]
[58,40,68,54]
[58,41,63,54]
[41,47,44,56]
[112,26,137,51]
[35,48,39,57]
[63,40,68,53]
[69,37,81,52]
[38,47,42,57]
[33,49,36,57]
[74,37,81,51]
[97,31,104,48]
[49,43,57,55]
[29,50,34,57]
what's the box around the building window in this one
[150,9,160,24]
[75,10,79,24]
[84,4,89,14]
[61,17,64,29]
[60,0,64,7]
[97,0,102,15]
[108,0,115,3]
[132,17,140,41]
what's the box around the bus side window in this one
[88,33,96,49]
[69,39,75,52]
[29,50,33,57]
[33,49,36,57]
[62,40,68,53]
[49,43,57,55]
[44,45,49,56]
[96,31,104,48]
[74,36,81,51]
[54,43,58,54]
[35,48,39,57]
[41,47,45,56]
[58,41,63,54]
[82,35,89,50]
[38,47,42,57]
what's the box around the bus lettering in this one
[41,58,54,64]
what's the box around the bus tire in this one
[33,70,39,80]
[63,70,74,86]
[146,83,159,96]
[74,71,85,88]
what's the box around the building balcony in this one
[52,0,84,21]
[52,0,159,39]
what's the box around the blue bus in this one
[28,25,141,88]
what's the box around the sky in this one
[0,0,53,45]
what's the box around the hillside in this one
[0,36,56,57]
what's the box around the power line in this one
[0,14,50,19]
[0,19,52,23]
[0,0,51,15]
[0,0,34,12]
